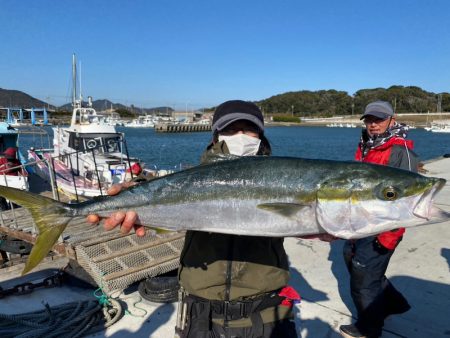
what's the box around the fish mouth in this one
[413,178,449,221]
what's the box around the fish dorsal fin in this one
[257,203,310,217]
[201,153,240,165]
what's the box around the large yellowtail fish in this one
[0,156,448,275]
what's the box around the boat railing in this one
[32,137,135,201]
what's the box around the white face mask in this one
[218,134,261,156]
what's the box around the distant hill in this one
[0,88,173,116]
[0,88,57,110]
[58,99,128,112]
[257,86,450,117]
[58,99,173,115]
[2,86,449,118]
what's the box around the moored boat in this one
[430,123,450,133]
[27,54,145,198]
[0,122,29,193]
[126,114,155,128]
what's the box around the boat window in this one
[82,136,121,154]
[79,108,100,124]
[84,137,103,154]
[68,133,84,152]
[67,133,121,155]
[88,115,99,123]
[86,139,98,149]
[103,137,121,153]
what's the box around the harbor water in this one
[19,126,450,170]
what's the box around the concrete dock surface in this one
[0,156,449,338]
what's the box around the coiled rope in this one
[0,298,122,338]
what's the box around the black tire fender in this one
[138,271,180,303]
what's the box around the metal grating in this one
[0,207,185,295]
[74,231,185,293]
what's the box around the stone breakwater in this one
[155,123,211,133]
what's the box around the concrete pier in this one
[289,156,450,337]
[0,156,449,338]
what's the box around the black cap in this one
[212,100,264,133]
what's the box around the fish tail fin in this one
[0,186,72,275]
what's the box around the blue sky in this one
[1,0,449,109]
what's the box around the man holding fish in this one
[91,100,300,337]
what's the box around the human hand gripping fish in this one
[86,182,146,237]
[0,156,448,275]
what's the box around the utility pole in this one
[437,94,442,113]
[351,96,354,115]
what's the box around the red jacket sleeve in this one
[377,228,405,250]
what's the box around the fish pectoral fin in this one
[146,226,174,234]
[257,203,310,217]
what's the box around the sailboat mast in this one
[79,61,83,104]
[72,53,77,106]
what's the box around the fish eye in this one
[383,186,398,201]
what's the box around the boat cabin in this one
[0,124,21,153]
[72,107,103,125]
[67,132,123,155]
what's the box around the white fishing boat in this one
[430,122,450,133]
[0,122,29,193]
[103,112,125,127]
[27,54,145,198]
[126,115,155,128]
[326,122,356,128]
[0,122,30,218]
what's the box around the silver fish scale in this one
[73,156,445,237]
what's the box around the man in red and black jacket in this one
[0,147,21,176]
[340,101,419,338]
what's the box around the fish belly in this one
[124,199,320,237]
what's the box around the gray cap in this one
[360,101,394,120]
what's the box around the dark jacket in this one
[179,142,290,301]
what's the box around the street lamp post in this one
[351,95,355,116]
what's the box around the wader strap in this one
[250,312,264,337]
[250,293,285,337]
[192,300,211,331]
[209,292,284,321]
[183,292,285,337]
